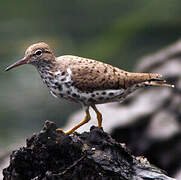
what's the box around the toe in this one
[56,128,65,134]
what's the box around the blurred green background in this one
[1,0,181,147]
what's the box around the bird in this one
[5,42,174,134]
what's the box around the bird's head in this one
[5,42,55,71]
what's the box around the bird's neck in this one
[34,60,56,73]
[34,59,64,83]
[35,61,57,89]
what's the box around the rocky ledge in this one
[3,121,175,180]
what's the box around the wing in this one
[57,55,127,92]
[57,55,169,92]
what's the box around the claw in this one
[56,128,75,135]
[56,107,91,135]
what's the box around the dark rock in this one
[3,121,175,180]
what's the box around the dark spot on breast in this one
[59,93,64,97]
[61,71,65,76]
[91,94,95,97]
[54,82,62,91]
[88,98,95,102]
[72,93,77,97]
[109,92,114,96]
[57,84,62,91]
[102,92,106,95]
[65,83,70,88]
[61,78,66,82]
[72,93,80,98]
[96,92,99,95]
[67,91,71,94]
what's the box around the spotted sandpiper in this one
[5,42,174,134]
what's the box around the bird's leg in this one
[57,107,91,135]
[91,105,102,128]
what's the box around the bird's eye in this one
[35,50,42,56]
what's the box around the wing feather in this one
[57,55,172,92]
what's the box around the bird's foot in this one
[56,128,66,134]
[56,128,74,135]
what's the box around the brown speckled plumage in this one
[5,42,174,134]
[57,55,163,91]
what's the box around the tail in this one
[144,79,174,88]
[126,72,174,88]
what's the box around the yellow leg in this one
[56,108,91,135]
[91,105,102,128]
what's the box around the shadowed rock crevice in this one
[3,121,175,180]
